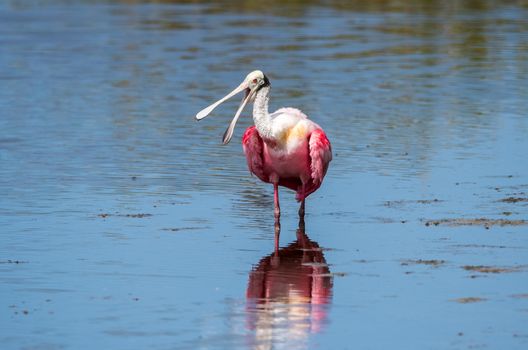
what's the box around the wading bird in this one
[196,70,331,223]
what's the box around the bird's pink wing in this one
[242,126,266,181]
[309,129,332,185]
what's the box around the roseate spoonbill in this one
[196,70,332,222]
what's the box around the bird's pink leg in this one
[298,182,306,222]
[273,182,280,220]
[298,199,305,218]
[273,182,281,251]
[274,220,280,254]
[298,199,305,231]
[295,180,307,230]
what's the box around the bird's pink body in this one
[242,107,332,202]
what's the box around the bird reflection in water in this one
[246,220,333,350]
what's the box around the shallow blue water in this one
[1,1,528,349]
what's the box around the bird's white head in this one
[195,70,270,144]
[244,70,268,97]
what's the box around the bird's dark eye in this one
[252,79,258,84]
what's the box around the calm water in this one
[1,1,528,349]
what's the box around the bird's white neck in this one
[252,86,272,139]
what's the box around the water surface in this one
[1,1,528,349]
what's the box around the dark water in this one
[1,1,528,349]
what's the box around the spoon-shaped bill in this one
[222,88,256,144]
[195,83,247,120]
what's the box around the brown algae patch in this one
[385,198,442,207]
[500,197,528,203]
[161,227,208,232]
[98,213,153,219]
[461,265,523,274]
[401,259,445,267]
[424,218,527,228]
[332,272,348,277]
[0,260,28,264]
[451,297,486,304]
[511,294,528,299]
[123,213,152,218]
